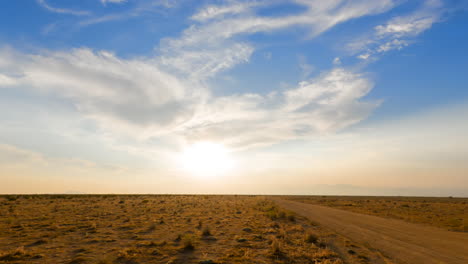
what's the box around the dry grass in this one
[284,195,468,232]
[0,195,345,263]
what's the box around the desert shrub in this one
[278,211,286,219]
[267,210,278,220]
[6,195,17,202]
[305,233,318,244]
[202,226,211,236]
[147,222,157,232]
[117,247,138,261]
[182,234,196,250]
[269,238,282,257]
[0,246,27,261]
[314,248,338,258]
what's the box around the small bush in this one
[148,222,157,232]
[202,226,211,236]
[305,233,318,244]
[182,234,196,250]
[269,239,282,257]
[0,246,27,261]
[7,196,18,202]
[278,211,286,219]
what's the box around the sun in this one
[179,142,235,177]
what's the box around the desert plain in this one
[0,195,467,264]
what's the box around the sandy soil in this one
[0,195,346,264]
[274,198,468,264]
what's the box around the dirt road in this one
[274,198,468,264]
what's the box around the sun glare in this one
[179,142,235,177]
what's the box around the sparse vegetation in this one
[284,195,468,232]
[182,234,196,251]
[201,226,211,237]
[0,195,349,263]
[305,233,319,244]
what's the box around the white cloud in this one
[357,53,371,60]
[1,0,392,152]
[375,0,443,37]
[36,0,91,16]
[333,57,341,65]
[0,48,199,136]
[0,45,378,150]
[0,74,16,86]
[79,13,130,27]
[191,1,262,21]
[159,0,397,81]
[165,0,396,50]
[298,55,315,78]
[177,68,379,149]
[101,0,127,5]
[351,0,444,60]
[79,0,179,26]
[375,16,436,37]
[159,42,254,79]
[377,39,409,52]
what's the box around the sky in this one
[0,0,467,196]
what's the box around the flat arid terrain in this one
[2,1,468,264]
[282,196,468,232]
[275,198,468,264]
[1,195,377,264]
[1,195,467,264]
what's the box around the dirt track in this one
[274,198,468,264]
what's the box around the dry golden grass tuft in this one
[0,195,349,263]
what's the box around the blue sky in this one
[0,0,467,195]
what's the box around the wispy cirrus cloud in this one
[1,0,413,152]
[0,74,17,86]
[36,0,91,16]
[100,0,127,5]
[160,0,398,81]
[166,0,397,48]
[0,48,198,134]
[178,68,379,149]
[191,1,264,21]
[349,0,446,60]
[0,45,378,150]
[79,0,180,26]
[159,42,254,79]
